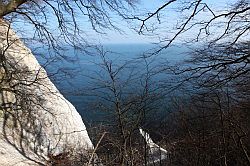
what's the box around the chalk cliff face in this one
[0,20,93,165]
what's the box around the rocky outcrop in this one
[139,128,169,165]
[0,20,94,165]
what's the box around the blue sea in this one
[34,44,190,124]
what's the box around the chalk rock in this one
[0,20,93,165]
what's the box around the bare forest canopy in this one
[0,0,250,165]
[0,1,248,47]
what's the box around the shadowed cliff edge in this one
[0,20,97,165]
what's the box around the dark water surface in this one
[34,44,189,124]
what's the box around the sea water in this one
[34,44,189,124]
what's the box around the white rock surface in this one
[139,128,168,165]
[0,20,94,165]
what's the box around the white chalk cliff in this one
[0,20,94,165]
[139,128,168,165]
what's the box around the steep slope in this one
[0,20,94,165]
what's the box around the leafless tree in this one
[117,1,250,165]
[1,0,250,165]
[81,46,166,165]
[0,0,139,165]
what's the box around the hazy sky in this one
[13,0,238,44]
[95,0,237,44]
